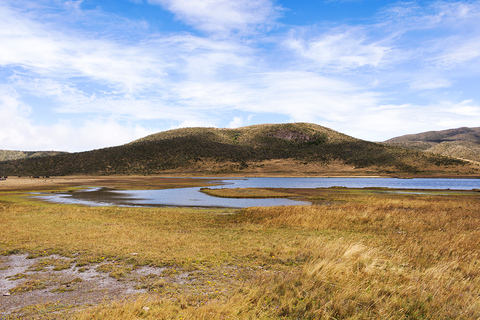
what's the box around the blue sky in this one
[1,0,480,152]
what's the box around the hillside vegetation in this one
[0,150,65,162]
[0,123,476,176]
[384,127,480,162]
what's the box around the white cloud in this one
[0,96,157,151]
[340,101,480,141]
[62,0,83,11]
[0,87,35,149]
[227,116,244,128]
[409,77,452,91]
[75,118,156,149]
[0,85,157,152]
[447,100,480,117]
[286,28,391,70]
[156,34,254,81]
[2,0,480,151]
[147,0,280,35]
[0,3,167,94]
[168,71,379,126]
[245,72,378,121]
[429,37,480,68]
[169,119,217,130]
[0,2,254,120]
[379,1,480,69]
[380,1,480,27]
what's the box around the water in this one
[38,187,311,208]
[208,177,480,190]
[36,177,479,208]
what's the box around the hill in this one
[0,150,66,162]
[0,123,477,177]
[384,127,480,163]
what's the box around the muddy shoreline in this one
[1,174,479,192]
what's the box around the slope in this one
[0,123,476,177]
[0,150,66,162]
[384,127,480,162]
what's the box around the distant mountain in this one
[0,123,476,176]
[0,150,66,162]
[384,127,480,162]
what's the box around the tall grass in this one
[1,190,479,318]
[234,195,480,318]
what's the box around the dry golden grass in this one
[1,188,480,319]
[233,195,480,318]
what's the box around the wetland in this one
[1,175,480,319]
[34,177,479,208]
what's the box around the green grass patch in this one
[200,187,297,198]
[28,257,73,272]
[96,263,134,280]
[7,273,28,280]
[9,279,46,294]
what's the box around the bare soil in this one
[0,176,217,192]
[0,254,181,317]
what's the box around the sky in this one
[1,0,480,152]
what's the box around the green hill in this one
[0,123,476,176]
[384,127,480,163]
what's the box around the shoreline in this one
[1,175,478,193]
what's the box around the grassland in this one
[1,178,480,319]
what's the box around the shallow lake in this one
[37,177,479,208]
[38,186,311,208]
[208,177,480,190]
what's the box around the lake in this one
[36,177,479,208]
[38,186,311,208]
[208,177,480,190]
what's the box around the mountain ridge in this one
[384,126,480,162]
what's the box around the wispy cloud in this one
[341,100,480,141]
[378,1,480,69]
[409,77,452,91]
[1,0,480,150]
[147,0,281,35]
[0,84,156,151]
[0,5,167,93]
[285,27,391,71]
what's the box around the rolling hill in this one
[0,150,66,162]
[384,127,480,163]
[0,123,477,177]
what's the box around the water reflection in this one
[38,187,311,208]
[208,177,480,190]
[35,177,479,208]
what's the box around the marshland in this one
[1,176,479,319]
